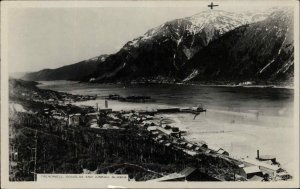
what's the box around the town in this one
[9,79,292,182]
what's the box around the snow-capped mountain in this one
[131,9,272,45]
[23,8,294,84]
[125,9,273,62]
[184,9,294,83]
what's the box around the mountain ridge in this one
[22,55,108,81]
[22,8,294,85]
[182,9,293,83]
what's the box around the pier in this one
[136,106,207,115]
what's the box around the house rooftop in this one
[242,158,280,171]
[183,149,198,156]
[69,113,81,116]
[157,127,172,135]
[248,175,264,181]
[86,112,99,116]
[146,167,196,182]
[243,166,261,174]
[217,149,227,154]
[147,126,157,131]
[209,146,220,152]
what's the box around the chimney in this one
[257,150,260,159]
[105,100,108,108]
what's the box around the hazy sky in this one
[6,0,293,73]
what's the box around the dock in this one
[137,106,207,115]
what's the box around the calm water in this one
[38,81,295,173]
[38,81,294,118]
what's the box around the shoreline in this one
[72,98,294,174]
[9,78,294,181]
[35,80,294,90]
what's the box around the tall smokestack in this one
[105,100,108,108]
[257,150,260,159]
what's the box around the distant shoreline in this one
[192,83,294,90]
[36,79,294,90]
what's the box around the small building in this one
[68,113,81,127]
[240,166,263,179]
[242,158,280,177]
[89,118,98,124]
[170,131,181,138]
[183,149,198,157]
[86,112,99,116]
[145,115,154,120]
[156,135,163,140]
[180,130,187,136]
[147,167,220,182]
[179,141,187,147]
[217,148,229,156]
[47,98,55,103]
[238,163,245,169]
[86,112,99,122]
[194,146,204,152]
[90,122,100,128]
[257,154,277,164]
[210,146,218,151]
[147,126,157,132]
[197,141,208,148]
[99,108,112,113]
[186,143,195,150]
[51,109,67,119]
[151,131,159,136]
[248,175,264,181]
[164,143,172,147]
[100,124,120,130]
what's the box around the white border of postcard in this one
[1,0,299,188]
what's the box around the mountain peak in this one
[22,7,294,84]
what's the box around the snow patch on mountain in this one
[184,9,274,36]
[183,69,199,82]
[129,38,140,48]
[183,47,198,60]
[259,59,275,74]
[128,8,278,50]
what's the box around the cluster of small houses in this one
[20,90,96,106]
[40,102,291,181]
[42,106,113,128]
[121,112,291,181]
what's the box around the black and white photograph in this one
[1,0,299,188]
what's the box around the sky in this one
[6,0,294,73]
